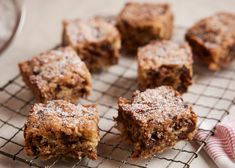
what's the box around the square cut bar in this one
[62,17,121,71]
[115,86,197,159]
[19,47,91,103]
[24,100,99,160]
[116,2,174,53]
[138,41,193,93]
[186,12,235,71]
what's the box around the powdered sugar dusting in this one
[27,47,89,87]
[119,86,191,123]
[64,17,118,44]
[188,12,235,48]
[120,2,169,22]
[30,100,98,128]
[138,41,192,69]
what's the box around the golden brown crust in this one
[24,100,99,160]
[116,2,174,53]
[18,47,91,103]
[62,17,121,71]
[186,12,235,71]
[137,41,193,93]
[115,86,198,159]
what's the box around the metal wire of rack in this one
[0,26,235,168]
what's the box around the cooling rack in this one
[0,26,235,168]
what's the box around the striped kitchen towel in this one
[196,116,235,168]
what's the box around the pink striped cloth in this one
[195,116,235,168]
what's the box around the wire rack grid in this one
[0,26,235,168]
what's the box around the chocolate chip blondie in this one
[116,2,174,53]
[63,17,121,71]
[186,12,235,71]
[115,86,197,159]
[138,41,193,93]
[24,100,99,160]
[19,47,91,103]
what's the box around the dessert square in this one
[62,17,121,71]
[24,100,99,160]
[115,86,197,159]
[116,2,174,53]
[138,41,193,93]
[19,47,91,103]
[186,12,235,71]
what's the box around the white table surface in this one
[1,0,235,167]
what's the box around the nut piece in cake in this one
[24,100,99,160]
[186,12,235,71]
[115,86,197,159]
[138,41,193,93]
[19,47,91,103]
[116,2,174,53]
[62,17,121,71]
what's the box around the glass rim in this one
[0,0,26,55]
